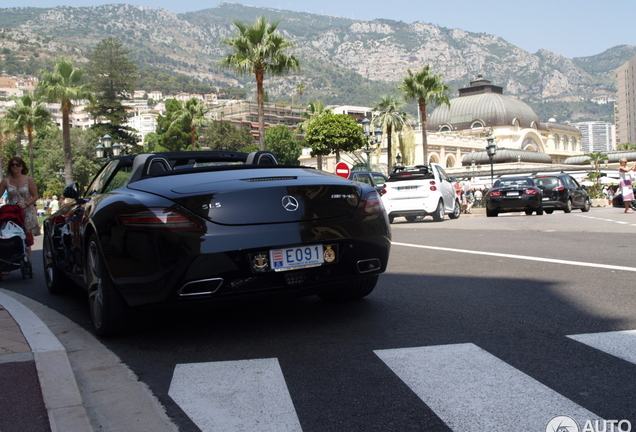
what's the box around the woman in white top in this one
[618,157,636,213]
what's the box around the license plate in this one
[398,186,417,191]
[271,245,324,271]
[542,197,548,201]
[507,191,519,196]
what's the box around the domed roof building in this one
[425,76,582,168]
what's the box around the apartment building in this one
[616,55,636,145]
[573,121,616,152]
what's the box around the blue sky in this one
[9,0,635,58]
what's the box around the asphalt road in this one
[5,206,636,431]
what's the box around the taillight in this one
[362,191,385,214]
[525,189,539,195]
[429,180,437,191]
[116,208,202,231]
[490,190,502,197]
[554,186,564,191]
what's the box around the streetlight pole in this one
[95,134,123,159]
[486,135,497,188]
[361,117,383,171]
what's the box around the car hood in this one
[127,167,364,225]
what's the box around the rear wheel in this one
[525,209,533,215]
[43,234,68,294]
[581,198,591,212]
[432,200,444,222]
[486,208,498,217]
[545,210,554,214]
[448,200,461,219]
[318,276,378,302]
[87,234,132,337]
[564,199,572,213]
[536,207,544,215]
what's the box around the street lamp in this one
[95,134,124,159]
[361,118,382,170]
[486,135,497,188]
[396,153,402,167]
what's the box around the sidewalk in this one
[0,289,178,432]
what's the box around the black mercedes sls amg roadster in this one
[43,151,391,336]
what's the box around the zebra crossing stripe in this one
[168,358,302,432]
[568,329,636,365]
[375,343,602,432]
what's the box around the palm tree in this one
[372,95,409,173]
[170,98,209,151]
[2,94,52,177]
[585,151,609,195]
[220,16,300,150]
[398,66,450,165]
[37,57,94,185]
[292,82,306,107]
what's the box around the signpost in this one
[335,162,350,179]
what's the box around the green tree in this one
[2,94,52,177]
[86,37,138,146]
[305,113,366,168]
[153,99,191,152]
[220,16,300,151]
[617,142,636,151]
[584,151,609,196]
[398,65,450,165]
[170,98,209,151]
[372,95,410,173]
[37,57,95,184]
[265,125,302,165]
[200,120,256,152]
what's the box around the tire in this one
[545,210,554,214]
[432,200,444,222]
[43,234,69,294]
[564,199,572,213]
[87,234,132,337]
[525,209,533,215]
[388,215,395,224]
[536,207,544,215]
[318,276,378,302]
[405,215,417,222]
[448,200,461,219]
[581,198,591,212]
[486,208,498,217]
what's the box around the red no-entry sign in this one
[335,162,350,179]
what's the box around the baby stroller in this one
[0,204,33,280]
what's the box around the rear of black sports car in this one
[96,167,391,308]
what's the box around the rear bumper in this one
[486,197,542,212]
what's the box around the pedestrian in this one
[618,158,636,213]
[607,185,615,206]
[474,188,483,207]
[0,157,40,259]
[49,195,59,213]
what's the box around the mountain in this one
[1,2,634,122]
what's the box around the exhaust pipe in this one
[357,258,381,274]
[178,278,224,297]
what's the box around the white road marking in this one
[568,329,636,365]
[169,358,302,432]
[391,241,636,272]
[375,343,601,432]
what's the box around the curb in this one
[0,289,94,432]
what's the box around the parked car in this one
[613,188,636,209]
[349,171,388,195]
[534,174,591,213]
[42,151,392,336]
[485,176,543,217]
[382,164,461,223]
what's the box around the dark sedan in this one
[485,176,543,217]
[613,188,636,209]
[534,174,591,213]
[43,151,391,336]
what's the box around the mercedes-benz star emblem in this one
[281,195,299,212]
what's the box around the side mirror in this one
[62,182,80,200]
